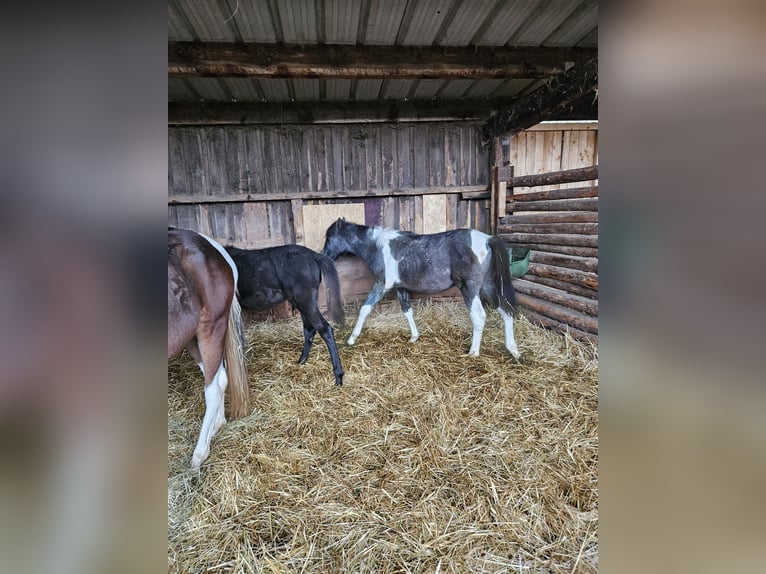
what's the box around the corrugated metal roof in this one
[169,0,598,105]
[364,0,411,45]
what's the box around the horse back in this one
[226,244,324,310]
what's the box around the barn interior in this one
[168,1,598,572]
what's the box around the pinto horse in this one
[321,219,521,359]
[225,244,345,386]
[168,228,249,469]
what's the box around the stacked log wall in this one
[497,166,599,343]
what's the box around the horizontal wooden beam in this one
[499,212,598,225]
[484,56,598,138]
[529,251,599,273]
[168,185,488,205]
[509,243,598,258]
[498,222,598,235]
[528,262,599,290]
[516,293,598,334]
[506,166,598,188]
[523,273,599,299]
[506,198,598,212]
[514,279,599,317]
[169,42,596,79]
[521,309,598,343]
[511,185,597,201]
[169,100,503,125]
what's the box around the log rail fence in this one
[493,165,599,342]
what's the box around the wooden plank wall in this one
[168,121,491,308]
[505,122,598,193]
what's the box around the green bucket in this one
[508,247,531,278]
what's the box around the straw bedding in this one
[168,301,598,573]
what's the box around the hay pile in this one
[168,301,598,573]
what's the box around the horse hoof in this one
[409,336,419,343]
[190,452,207,470]
[347,337,356,345]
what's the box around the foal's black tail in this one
[487,236,517,315]
[315,253,345,325]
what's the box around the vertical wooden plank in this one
[366,124,381,191]
[398,196,414,231]
[244,128,265,194]
[291,199,305,245]
[497,180,507,220]
[508,132,519,180]
[224,128,243,194]
[352,126,368,191]
[188,130,207,196]
[412,124,428,188]
[445,126,460,187]
[227,203,243,243]
[446,194,458,230]
[397,125,412,188]
[175,204,199,231]
[381,196,396,228]
[381,125,395,190]
[429,125,444,187]
[582,130,597,166]
[339,126,351,191]
[203,127,225,196]
[460,126,472,185]
[331,127,344,192]
[476,126,489,186]
[168,129,191,196]
[516,132,527,179]
[543,130,562,191]
[413,195,423,233]
[422,194,447,233]
[242,202,269,246]
[313,127,327,191]
[456,197,469,229]
[168,205,178,228]
[364,197,382,226]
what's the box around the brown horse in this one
[168,228,249,469]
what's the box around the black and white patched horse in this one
[225,244,346,386]
[321,218,521,359]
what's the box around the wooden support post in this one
[291,199,305,245]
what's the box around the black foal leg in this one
[298,314,316,365]
[317,319,344,386]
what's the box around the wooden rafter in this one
[168,41,596,80]
[169,100,506,125]
[483,56,598,138]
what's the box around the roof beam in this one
[483,56,597,139]
[169,100,507,125]
[168,41,596,80]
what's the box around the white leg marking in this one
[191,362,228,470]
[404,308,420,342]
[348,304,373,345]
[498,308,521,360]
[468,296,486,356]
